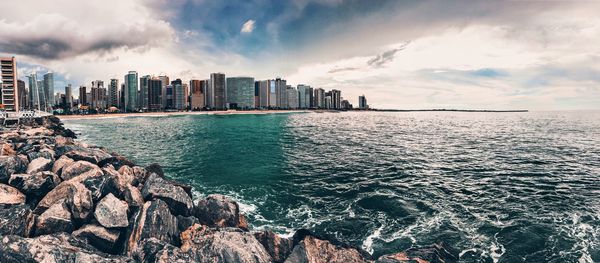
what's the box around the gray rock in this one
[61,160,103,181]
[82,173,121,202]
[375,243,459,263]
[0,204,35,237]
[73,224,121,253]
[127,199,179,253]
[26,157,53,174]
[194,194,249,230]
[0,155,27,183]
[8,171,59,200]
[0,233,133,262]
[284,235,367,263]
[176,215,199,233]
[35,201,74,235]
[65,147,114,165]
[27,148,56,162]
[123,184,144,208]
[134,238,193,263]
[0,183,26,205]
[95,193,129,228]
[52,155,74,176]
[254,230,294,263]
[142,173,193,216]
[34,181,93,221]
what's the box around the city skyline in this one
[1,1,599,110]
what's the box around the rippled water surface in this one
[64,111,600,262]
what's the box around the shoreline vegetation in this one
[0,116,459,262]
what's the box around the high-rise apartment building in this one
[27,74,41,110]
[287,86,299,109]
[189,79,205,110]
[226,77,255,109]
[148,78,162,111]
[331,89,342,109]
[17,79,26,109]
[139,75,150,110]
[359,95,368,109]
[210,73,226,110]
[172,79,185,110]
[257,80,270,108]
[268,80,277,108]
[43,72,54,108]
[314,88,325,109]
[0,57,19,111]
[158,75,169,109]
[79,86,87,106]
[65,84,73,108]
[124,71,138,112]
[275,78,287,109]
[108,79,119,107]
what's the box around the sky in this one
[1,0,599,110]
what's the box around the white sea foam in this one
[362,224,384,254]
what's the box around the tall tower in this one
[65,84,73,108]
[210,73,226,110]
[43,72,54,108]
[139,75,150,110]
[0,57,19,111]
[124,71,138,112]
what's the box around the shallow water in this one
[64,111,600,262]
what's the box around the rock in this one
[0,184,26,205]
[34,181,93,221]
[73,224,121,253]
[179,224,272,263]
[8,171,59,200]
[61,160,103,182]
[25,157,53,174]
[142,173,193,216]
[0,155,27,183]
[127,199,179,253]
[117,165,137,186]
[145,163,165,177]
[55,135,75,146]
[0,233,132,262]
[52,155,74,176]
[194,194,249,230]
[0,204,35,236]
[177,215,199,233]
[284,235,367,263]
[83,173,121,202]
[123,184,145,208]
[134,238,193,263]
[27,148,56,162]
[1,143,16,155]
[376,243,459,263]
[108,154,135,170]
[35,201,74,235]
[254,230,294,263]
[22,127,53,137]
[95,193,129,228]
[65,147,114,165]
[132,166,148,186]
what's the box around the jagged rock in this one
[0,184,26,205]
[55,135,75,146]
[117,165,137,186]
[73,224,121,253]
[35,201,74,235]
[52,155,74,176]
[194,194,249,230]
[22,127,53,137]
[26,157,53,174]
[145,163,165,177]
[61,160,103,182]
[127,199,179,253]
[108,153,136,170]
[0,233,132,262]
[34,181,93,221]
[65,147,114,165]
[142,173,193,216]
[177,215,199,233]
[376,243,459,263]
[95,193,129,228]
[254,230,294,263]
[27,148,56,162]
[179,224,272,263]
[8,171,60,200]
[0,155,27,183]
[134,238,193,263]
[284,235,367,263]
[83,173,121,202]
[132,166,148,186]
[1,143,16,156]
[124,184,144,208]
[0,204,35,236]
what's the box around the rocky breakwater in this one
[0,116,458,263]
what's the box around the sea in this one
[63,111,600,263]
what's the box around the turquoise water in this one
[64,111,600,262]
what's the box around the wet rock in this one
[52,155,74,176]
[123,184,144,208]
[284,235,367,263]
[142,173,193,216]
[376,243,459,263]
[179,224,272,263]
[132,166,148,186]
[0,184,26,205]
[127,199,179,253]
[108,153,136,170]
[0,233,132,262]
[117,165,137,186]
[73,224,121,253]
[194,194,249,230]
[55,135,75,146]
[254,230,294,263]
[95,193,129,228]
[177,215,199,233]
[22,127,53,137]
[134,238,193,263]
[0,204,35,236]
[35,201,74,235]
[0,155,27,183]
[61,160,103,182]
[8,171,59,200]
[145,163,165,177]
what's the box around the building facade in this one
[210,73,226,110]
[65,84,73,108]
[148,78,162,111]
[43,72,54,108]
[0,57,19,111]
[226,77,255,109]
[139,75,150,110]
[359,95,368,109]
[108,79,119,108]
[124,71,138,112]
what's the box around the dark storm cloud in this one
[0,38,72,60]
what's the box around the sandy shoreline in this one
[57,110,312,120]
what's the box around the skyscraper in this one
[17,79,26,110]
[79,86,87,106]
[124,71,138,112]
[331,89,342,109]
[139,75,150,110]
[189,79,205,110]
[43,72,54,108]
[258,80,270,108]
[226,77,255,109]
[65,84,73,108]
[275,78,287,109]
[148,78,162,111]
[297,84,312,109]
[0,57,19,111]
[91,80,106,109]
[268,80,277,108]
[27,74,41,110]
[158,75,169,109]
[37,80,47,110]
[172,79,185,110]
[286,86,299,109]
[108,79,119,107]
[359,95,368,110]
[210,73,226,110]
[314,88,325,109]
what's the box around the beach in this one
[56,110,311,120]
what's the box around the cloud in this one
[367,42,410,68]
[241,20,256,33]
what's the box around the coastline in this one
[56,110,311,120]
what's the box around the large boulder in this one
[73,224,121,253]
[127,199,179,253]
[8,171,60,200]
[0,183,26,205]
[26,157,53,174]
[35,201,74,235]
[34,181,93,221]
[60,160,103,181]
[376,243,459,263]
[142,173,193,216]
[0,155,28,183]
[64,147,114,165]
[194,194,249,230]
[27,148,56,162]
[82,172,121,202]
[134,238,193,263]
[52,155,74,176]
[0,233,133,262]
[254,230,295,263]
[284,235,367,263]
[95,193,129,228]
[0,204,35,237]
